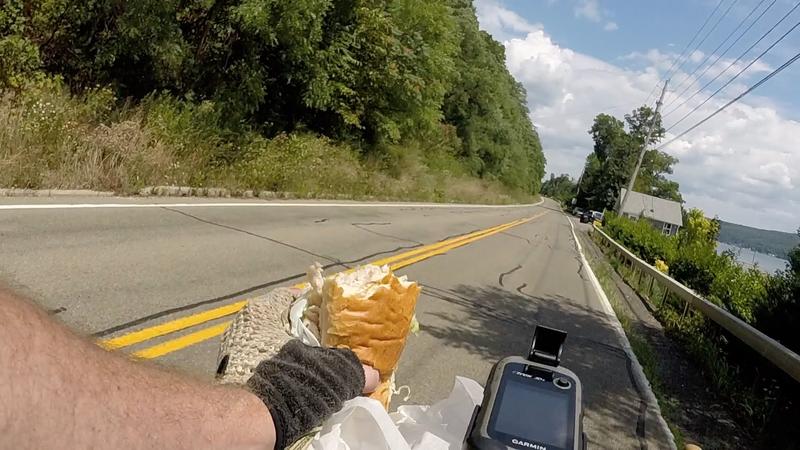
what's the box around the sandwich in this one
[304,263,420,409]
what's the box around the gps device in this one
[464,326,585,450]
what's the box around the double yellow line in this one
[101,211,547,359]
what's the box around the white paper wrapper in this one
[306,377,484,450]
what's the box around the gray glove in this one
[247,339,365,449]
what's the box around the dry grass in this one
[0,80,537,203]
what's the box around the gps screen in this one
[492,377,570,448]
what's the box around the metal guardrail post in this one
[592,224,800,384]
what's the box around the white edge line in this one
[563,212,677,450]
[0,197,544,211]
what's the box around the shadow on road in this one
[418,283,656,448]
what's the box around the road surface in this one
[0,196,670,448]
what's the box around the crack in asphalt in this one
[498,265,522,287]
[48,306,66,315]
[567,225,590,283]
[563,215,649,447]
[437,226,483,242]
[350,222,422,244]
[500,231,532,245]
[162,207,341,265]
[314,218,328,223]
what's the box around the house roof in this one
[618,188,683,227]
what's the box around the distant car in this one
[572,207,584,216]
[580,211,592,223]
[591,211,604,221]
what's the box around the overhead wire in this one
[664,8,800,131]
[658,50,800,151]
[664,0,741,105]
[642,0,726,106]
[666,0,772,105]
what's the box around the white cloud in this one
[476,2,800,232]
[603,21,618,31]
[474,0,541,41]
[623,50,773,103]
[574,0,602,22]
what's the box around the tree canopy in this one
[576,105,681,210]
[0,0,545,193]
[541,173,577,205]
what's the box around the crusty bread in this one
[319,265,420,408]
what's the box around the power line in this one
[664,0,779,114]
[667,0,771,104]
[642,0,726,105]
[657,50,800,151]
[663,0,800,123]
[664,0,740,105]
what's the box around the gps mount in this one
[527,325,567,367]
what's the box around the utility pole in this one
[617,79,669,215]
[572,167,585,206]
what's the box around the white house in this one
[615,188,683,236]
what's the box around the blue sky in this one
[498,0,800,114]
[475,0,800,232]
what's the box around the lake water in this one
[717,242,789,274]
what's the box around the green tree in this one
[754,229,800,353]
[679,208,720,247]
[0,1,42,89]
[541,173,577,205]
[577,105,679,210]
[441,0,544,192]
[634,150,682,202]
[1,0,545,194]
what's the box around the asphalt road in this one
[0,196,670,448]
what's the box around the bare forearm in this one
[0,287,274,450]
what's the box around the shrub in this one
[670,241,719,296]
[223,133,373,196]
[603,213,677,264]
[598,212,800,445]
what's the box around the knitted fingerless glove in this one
[246,339,365,449]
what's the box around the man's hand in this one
[247,340,380,448]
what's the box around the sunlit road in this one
[0,196,670,448]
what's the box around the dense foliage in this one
[604,211,772,323]
[719,220,800,260]
[602,212,800,444]
[758,238,800,353]
[576,106,681,211]
[540,173,577,205]
[603,212,677,264]
[0,0,544,193]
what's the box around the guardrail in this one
[591,224,800,383]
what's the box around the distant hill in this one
[718,221,799,260]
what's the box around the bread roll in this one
[319,265,420,408]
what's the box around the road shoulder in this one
[577,224,754,449]
[564,215,677,449]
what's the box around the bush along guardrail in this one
[591,223,800,447]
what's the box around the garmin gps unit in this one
[464,325,585,450]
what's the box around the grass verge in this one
[0,79,535,204]
[583,248,685,449]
